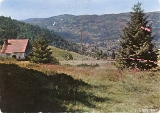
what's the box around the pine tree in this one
[28,36,59,64]
[116,2,158,70]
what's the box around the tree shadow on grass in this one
[0,63,108,112]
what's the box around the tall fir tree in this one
[28,36,59,64]
[116,2,158,70]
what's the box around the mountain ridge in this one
[23,12,160,51]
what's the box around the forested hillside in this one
[23,12,160,51]
[0,16,79,52]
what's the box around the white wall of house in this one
[0,52,25,60]
[13,53,25,60]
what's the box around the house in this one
[0,39,32,60]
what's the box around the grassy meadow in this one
[0,49,160,112]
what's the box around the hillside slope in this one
[23,12,160,50]
[0,60,160,112]
[0,16,79,52]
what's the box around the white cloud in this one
[158,0,160,3]
[0,0,4,3]
[0,0,4,6]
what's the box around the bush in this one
[62,52,73,60]
[0,56,17,62]
[77,63,99,68]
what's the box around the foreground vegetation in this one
[0,58,160,112]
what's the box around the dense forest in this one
[0,16,79,52]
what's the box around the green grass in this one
[49,46,82,61]
[0,58,160,112]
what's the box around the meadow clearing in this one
[0,55,160,112]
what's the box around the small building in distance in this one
[0,39,32,60]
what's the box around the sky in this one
[0,0,160,20]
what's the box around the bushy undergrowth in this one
[0,56,17,62]
[77,63,99,68]
[0,62,104,112]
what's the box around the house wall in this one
[13,53,25,60]
[0,53,25,60]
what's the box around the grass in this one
[77,63,99,68]
[0,55,160,112]
[49,46,82,61]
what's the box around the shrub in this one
[77,63,99,68]
[62,52,73,60]
[0,56,17,62]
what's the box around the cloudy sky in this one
[0,0,160,20]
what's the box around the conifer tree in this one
[116,2,158,70]
[28,36,59,64]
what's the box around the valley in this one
[24,12,160,52]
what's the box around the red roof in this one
[1,39,29,53]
